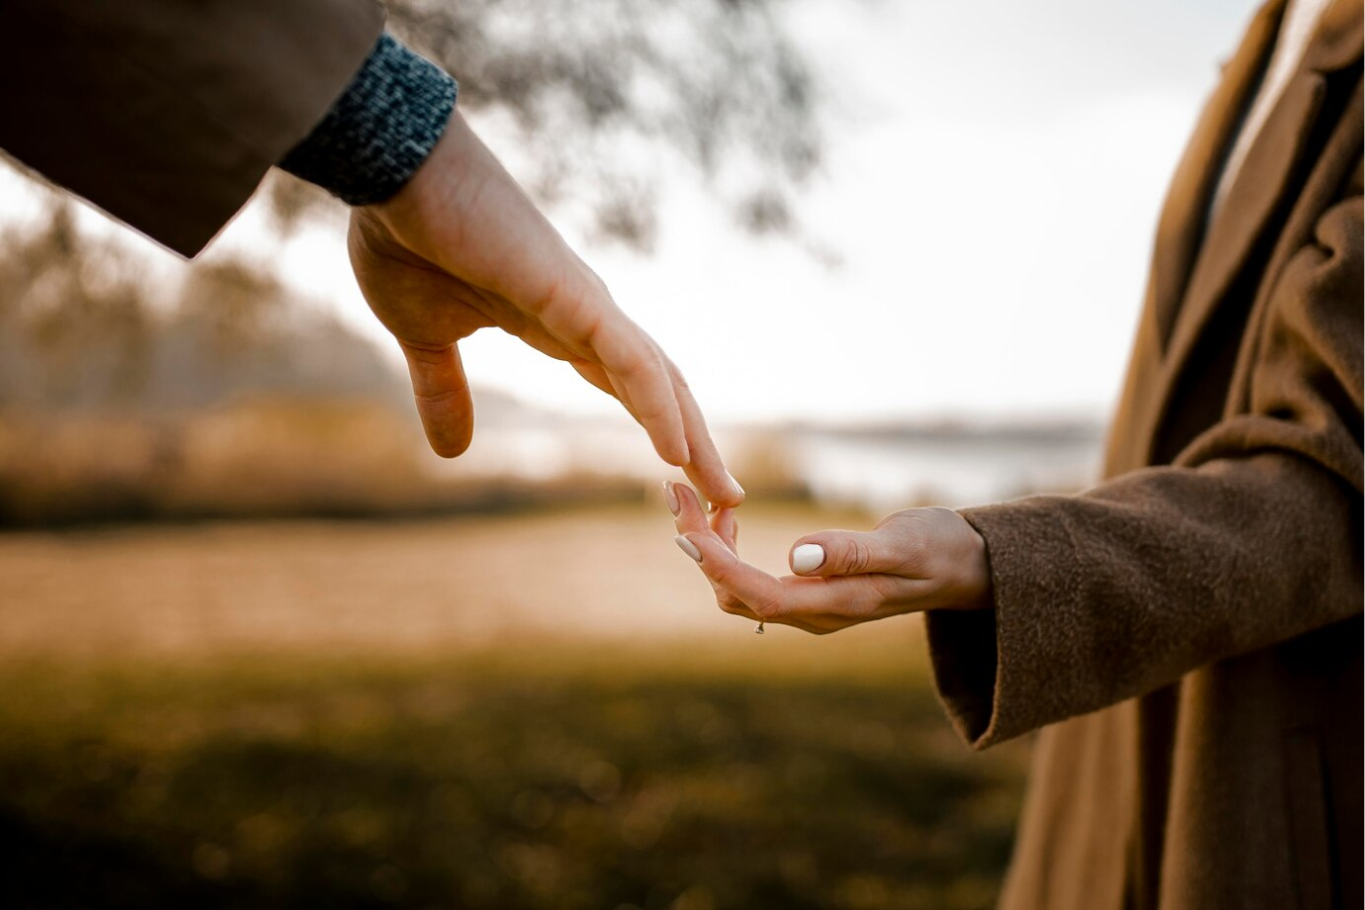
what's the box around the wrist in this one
[352,120,467,268]
[932,509,994,612]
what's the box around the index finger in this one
[669,358,745,509]
[590,320,689,466]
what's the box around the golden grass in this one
[0,502,889,660]
[0,505,1029,909]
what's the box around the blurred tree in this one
[0,204,151,409]
[0,0,823,409]
[269,0,823,249]
[0,202,407,414]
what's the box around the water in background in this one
[437,416,1107,514]
[794,424,1105,510]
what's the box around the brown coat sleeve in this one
[0,0,385,257]
[925,168,1364,750]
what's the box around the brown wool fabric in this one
[925,1,1363,907]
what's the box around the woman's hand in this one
[349,110,744,509]
[665,482,993,634]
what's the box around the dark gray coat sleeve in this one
[0,0,385,257]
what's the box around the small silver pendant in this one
[755,621,765,635]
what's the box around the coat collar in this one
[1147,0,1361,457]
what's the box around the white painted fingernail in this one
[728,472,746,498]
[662,481,680,515]
[674,535,702,563]
[791,543,825,574]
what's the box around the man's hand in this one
[348,111,744,508]
[666,482,992,633]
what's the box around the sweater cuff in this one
[278,33,457,206]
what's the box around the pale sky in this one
[3,0,1261,426]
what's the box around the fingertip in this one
[707,492,744,511]
[700,473,746,511]
[430,436,472,459]
[674,482,705,515]
[424,420,474,458]
[672,484,713,537]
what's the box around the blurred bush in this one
[0,205,405,413]
[723,429,811,501]
[0,204,655,525]
[0,399,657,525]
[0,647,1027,910]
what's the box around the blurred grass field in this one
[0,504,1029,909]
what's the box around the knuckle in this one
[577,309,606,351]
[580,263,612,300]
[846,537,872,575]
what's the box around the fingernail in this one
[728,472,746,498]
[674,535,703,563]
[662,481,680,516]
[791,543,825,574]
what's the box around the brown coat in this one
[926,1,1363,906]
[0,0,385,257]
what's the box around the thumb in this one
[400,339,474,457]
[789,528,907,578]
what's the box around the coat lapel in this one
[1148,0,1286,349]
[1162,79,1326,370]
[1149,0,1362,454]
